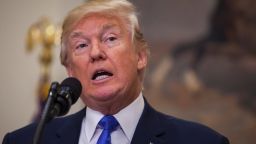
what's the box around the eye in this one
[103,33,118,42]
[107,36,117,42]
[76,43,88,49]
[73,42,90,55]
[103,34,120,48]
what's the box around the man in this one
[3,0,229,144]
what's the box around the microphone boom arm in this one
[32,77,82,144]
[33,82,59,144]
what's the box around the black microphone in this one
[50,77,82,118]
[33,77,82,144]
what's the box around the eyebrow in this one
[69,31,84,39]
[100,24,121,36]
[102,24,117,30]
[69,23,121,39]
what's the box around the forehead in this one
[71,13,127,35]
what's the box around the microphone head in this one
[60,77,82,104]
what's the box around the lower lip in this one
[91,75,113,84]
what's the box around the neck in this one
[91,86,142,115]
[101,92,141,115]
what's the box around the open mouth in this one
[92,70,113,81]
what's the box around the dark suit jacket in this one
[2,100,229,144]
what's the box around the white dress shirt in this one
[78,93,145,144]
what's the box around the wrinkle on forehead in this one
[70,23,121,39]
[68,14,131,44]
[71,13,129,34]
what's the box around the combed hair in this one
[60,0,149,67]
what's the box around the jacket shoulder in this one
[157,111,229,144]
[2,108,86,144]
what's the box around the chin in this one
[90,86,122,101]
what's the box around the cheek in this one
[115,52,138,78]
[69,56,89,77]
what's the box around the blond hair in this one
[60,0,149,66]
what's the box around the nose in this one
[89,40,106,62]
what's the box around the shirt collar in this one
[85,107,104,142]
[114,93,144,142]
[85,92,145,142]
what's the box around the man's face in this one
[66,14,147,113]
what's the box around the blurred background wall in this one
[0,0,84,140]
[1,0,255,144]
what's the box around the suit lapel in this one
[131,99,167,144]
[53,108,86,144]
[46,99,168,144]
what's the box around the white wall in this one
[0,0,84,141]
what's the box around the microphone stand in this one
[33,82,59,144]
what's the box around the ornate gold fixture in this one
[26,17,61,120]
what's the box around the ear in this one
[137,49,147,70]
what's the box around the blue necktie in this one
[97,115,119,144]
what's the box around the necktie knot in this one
[97,115,119,144]
[98,115,119,132]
